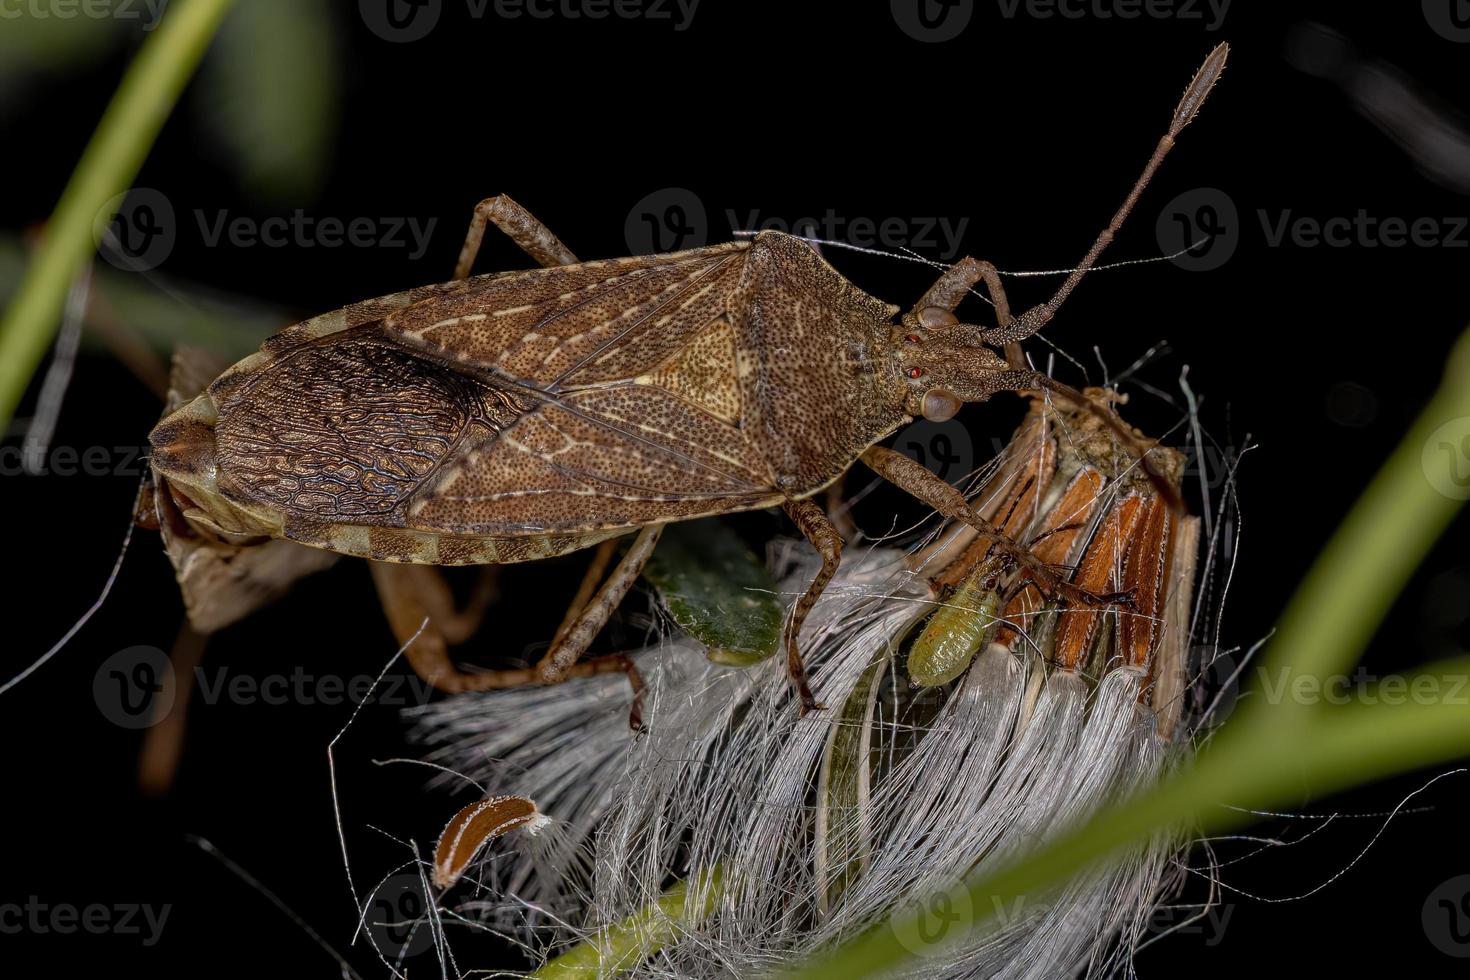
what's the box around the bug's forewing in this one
[202,236,902,559]
[373,244,784,534]
[155,347,338,632]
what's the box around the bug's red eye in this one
[903,334,921,344]
[907,367,925,379]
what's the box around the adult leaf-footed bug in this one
[142,44,1228,719]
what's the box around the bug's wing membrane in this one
[381,244,751,389]
[381,243,783,535]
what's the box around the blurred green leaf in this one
[195,0,340,200]
[641,518,783,667]
[0,235,285,362]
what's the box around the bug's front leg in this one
[454,194,579,278]
[782,497,843,716]
[858,446,1134,610]
[914,256,1025,370]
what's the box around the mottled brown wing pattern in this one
[213,244,787,542]
[400,247,784,534]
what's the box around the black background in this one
[5,1,1470,976]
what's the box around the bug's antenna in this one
[995,42,1229,345]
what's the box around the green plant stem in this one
[529,869,721,980]
[1250,329,1470,719]
[0,0,236,429]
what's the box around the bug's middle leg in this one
[782,497,843,715]
[914,256,1026,370]
[454,194,579,278]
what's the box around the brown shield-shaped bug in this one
[143,45,1228,719]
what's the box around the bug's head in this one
[147,393,273,541]
[893,307,1013,422]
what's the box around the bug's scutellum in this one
[142,45,1228,720]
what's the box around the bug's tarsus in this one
[991,42,1230,347]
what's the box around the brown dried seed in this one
[432,794,546,891]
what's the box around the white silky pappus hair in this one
[408,541,1193,980]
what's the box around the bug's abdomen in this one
[215,337,474,521]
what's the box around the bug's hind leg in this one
[782,497,843,715]
[370,563,503,691]
[369,559,645,717]
[534,526,661,729]
[455,194,579,278]
[859,445,1133,609]
[914,256,1026,370]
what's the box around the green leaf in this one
[0,0,238,430]
[194,0,339,200]
[641,518,782,667]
